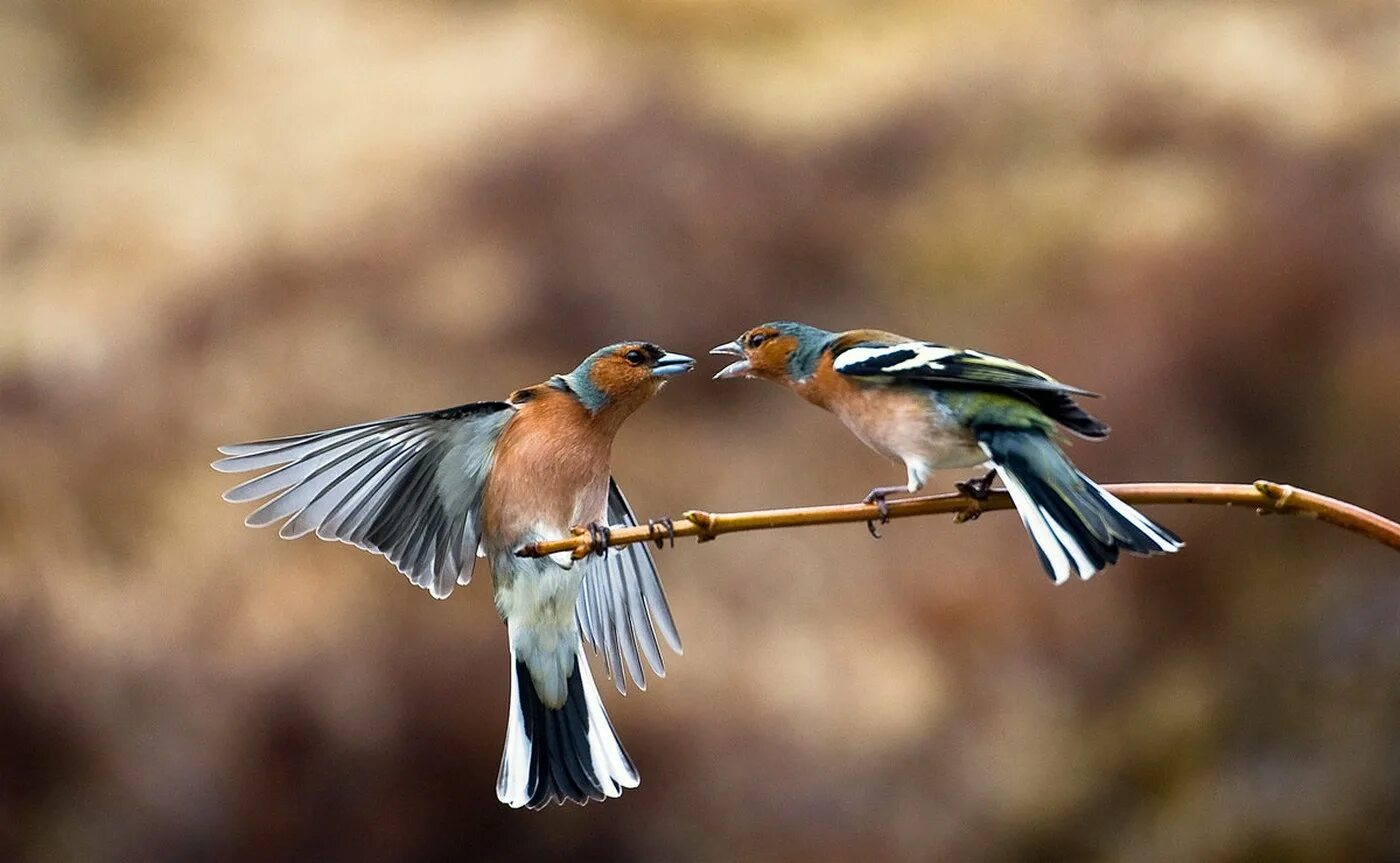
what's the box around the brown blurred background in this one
[2,1,1399,860]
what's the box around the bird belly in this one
[491,545,587,707]
[834,388,987,479]
[493,548,584,624]
[481,419,609,705]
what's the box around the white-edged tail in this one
[497,636,534,808]
[978,431,1182,585]
[496,636,638,810]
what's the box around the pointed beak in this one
[710,340,751,380]
[712,360,751,380]
[651,351,695,377]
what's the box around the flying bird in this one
[712,322,1181,583]
[214,342,694,808]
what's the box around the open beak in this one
[710,341,751,380]
[651,351,696,377]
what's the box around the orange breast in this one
[791,353,864,411]
[481,390,612,548]
[831,385,944,461]
[794,353,974,464]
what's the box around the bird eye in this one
[748,333,767,349]
[624,350,646,366]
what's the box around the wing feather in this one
[834,341,1098,396]
[575,479,684,694]
[833,340,1109,436]
[281,435,419,539]
[214,401,513,599]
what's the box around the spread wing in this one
[576,479,683,695]
[833,341,1098,396]
[213,401,515,599]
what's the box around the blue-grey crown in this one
[557,341,664,412]
[760,321,835,380]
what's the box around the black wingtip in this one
[1030,391,1110,438]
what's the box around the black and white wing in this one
[576,479,683,695]
[833,341,1109,438]
[213,401,515,599]
[833,341,1098,395]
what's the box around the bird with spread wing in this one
[214,342,693,809]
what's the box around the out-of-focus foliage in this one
[1,1,1397,860]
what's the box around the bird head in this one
[711,321,834,385]
[562,342,695,415]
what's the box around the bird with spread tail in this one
[213,342,694,808]
[712,322,1181,583]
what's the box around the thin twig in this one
[516,480,1400,560]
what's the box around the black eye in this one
[624,350,646,366]
[747,333,767,349]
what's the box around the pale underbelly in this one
[835,393,989,478]
[493,555,585,637]
[489,546,587,706]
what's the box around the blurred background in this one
[2,0,1398,860]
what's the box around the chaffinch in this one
[214,342,694,809]
[712,322,1181,583]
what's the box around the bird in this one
[213,342,694,808]
[711,322,1181,583]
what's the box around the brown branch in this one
[516,480,1400,560]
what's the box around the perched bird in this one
[213,343,694,808]
[712,322,1181,583]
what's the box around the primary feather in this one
[577,480,684,694]
[213,401,514,598]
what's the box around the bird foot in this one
[862,487,901,539]
[955,469,998,501]
[585,522,613,557]
[647,517,676,549]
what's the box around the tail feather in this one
[497,638,638,809]
[979,429,1182,584]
